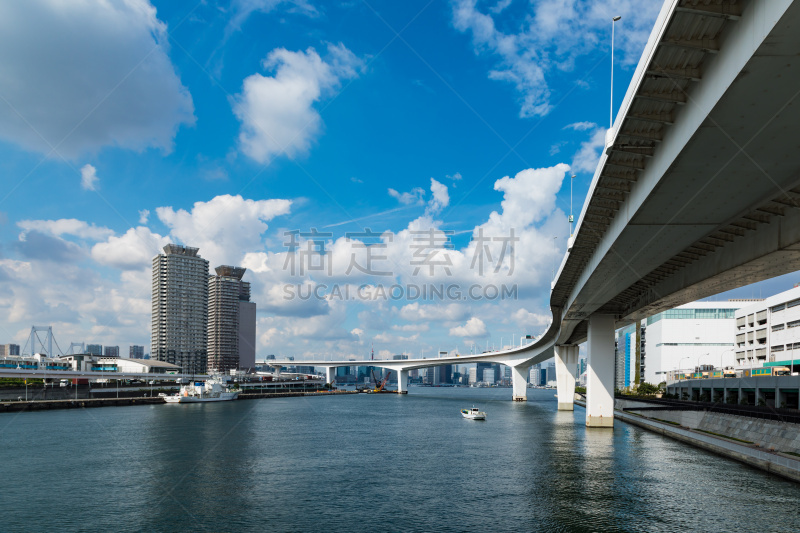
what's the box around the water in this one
[1,388,798,532]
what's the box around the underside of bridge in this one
[543,0,800,425]
[554,0,800,347]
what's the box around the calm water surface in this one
[1,387,798,532]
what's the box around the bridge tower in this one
[67,342,85,355]
[26,325,54,357]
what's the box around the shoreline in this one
[575,399,800,483]
[0,390,358,413]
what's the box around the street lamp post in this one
[697,352,709,372]
[569,174,576,236]
[611,15,621,129]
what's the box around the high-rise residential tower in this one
[129,345,145,359]
[207,265,256,373]
[87,344,103,356]
[151,244,209,375]
[104,346,119,358]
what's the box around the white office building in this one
[735,286,800,372]
[616,301,742,386]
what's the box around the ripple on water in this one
[1,388,799,532]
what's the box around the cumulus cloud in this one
[14,231,84,263]
[400,303,470,323]
[511,308,551,329]
[451,0,660,117]
[388,187,425,205]
[80,164,99,191]
[156,194,292,267]
[0,0,194,158]
[233,43,364,162]
[571,125,607,174]
[138,209,150,225]
[427,178,450,215]
[449,317,488,337]
[17,218,113,241]
[91,226,170,271]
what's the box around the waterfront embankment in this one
[575,398,800,482]
[0,390,357,413]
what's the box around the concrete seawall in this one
[0,390,357,413]
[617,398,800,454]
[575,400,800,483]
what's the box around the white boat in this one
[164,377,240,403]
[461,406,486,420]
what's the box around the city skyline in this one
[0,0,795,361]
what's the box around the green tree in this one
[637,382,660,395]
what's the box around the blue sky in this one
[1,0,790,360]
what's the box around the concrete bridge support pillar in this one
[398,369,408,394]
[325,367,335,385]
[586,314,615,428]
[555,345,579,410]
[511,365,529,401]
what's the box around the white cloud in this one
[449,317,488,337]
[233,43,364,162]
[427,178,450,215]
[17,218,113,241]
[571,126,607,174]
[80,164,99,191]
[391,323,430,333]
[491,164,570,228]
[565,121,596,131]
[446,172,463,181]
[400,303,470,323]
[91,226,170,271]
[0,0,194,158]
[156,194,292,267]
[138,209,150,225]
[388,187,425,205]
[226,0,318,37]
[451,0,660,118]
[511,308,551,329]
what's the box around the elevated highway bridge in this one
[272,0,800,428]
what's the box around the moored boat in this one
[164,376,239,403]
[461,406,486,420]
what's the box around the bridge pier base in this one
[511,365,528,401]
[397,369,408,394]
[555,345,579,410]
[325,367,335,386]
[586,314,615,428]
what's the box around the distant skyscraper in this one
[207,265,256,373]
[104,346,119,358]
[87,344,102,356]
[151,244,209,375]
[129,345,145,359]
[0,344,20,356]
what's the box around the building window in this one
[772,323,785,332]
[788,319,800,329]
[788,299,800,308]
[771,303,786,313]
